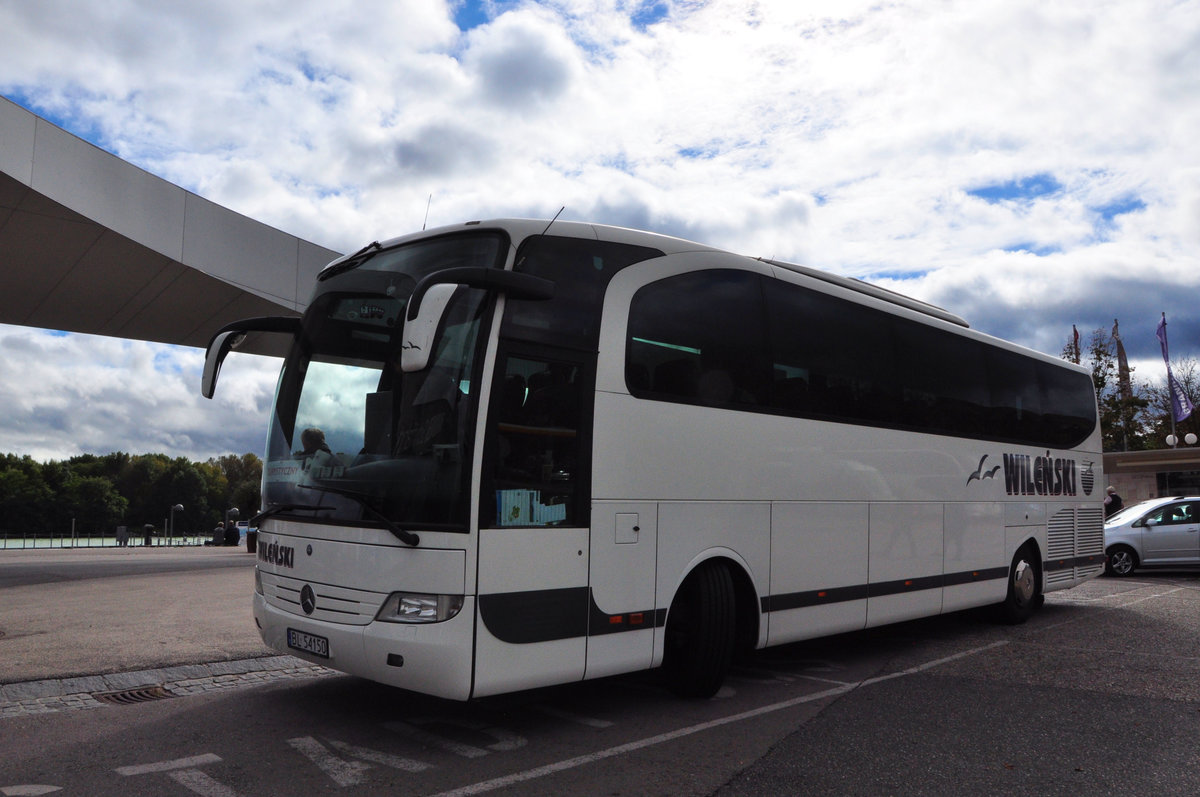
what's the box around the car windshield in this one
[1106,499,1167,527]
[261,232,504,530]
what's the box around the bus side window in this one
[626,269,768,409]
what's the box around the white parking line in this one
[1037,586,1185,633]
[167,769,241,797]
[1049,581,1177,603]
[114,754,223,776]
[796,675,854,687]
[534,706,614,728]
[429,641,1007,797]
[286,737,370,787]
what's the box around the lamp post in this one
[1163,434,1197,494]
[169,504,184,545]
[225,507,239,546]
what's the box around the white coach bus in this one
[202,219,1105,700]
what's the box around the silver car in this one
[1104,496,1200,576]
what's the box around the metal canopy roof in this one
[0,96,341,355]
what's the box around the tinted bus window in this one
[626,268,1096,449]
[766,279,897,425]
[505,236,663,350]
[627,270,769,409]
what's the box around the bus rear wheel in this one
[663,560,735,698]
[996,544,1041,625]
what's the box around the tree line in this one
[1063,324,1199,452]
[0,451,262,539]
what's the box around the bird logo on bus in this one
[966,454,1001,485]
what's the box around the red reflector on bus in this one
[609,615,624,625]
[630,613,644,625]
[817,591,828,598]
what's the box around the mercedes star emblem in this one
[300,584,317,615]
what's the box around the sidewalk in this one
[0,546,295,692]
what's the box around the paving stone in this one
[1,656,336,719]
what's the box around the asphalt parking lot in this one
[720,569,1200,795]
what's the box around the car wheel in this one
[663,560,735,698]
[996,543,1041,625]
[1106,545,1137,577]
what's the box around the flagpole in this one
[1157,311,1196,446]
[1113,319,1132,451]
[1163,313,1177,446]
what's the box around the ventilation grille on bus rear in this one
[1046,506,1105,585]
[1077,507,1104,554]
[1047,511,1075,560]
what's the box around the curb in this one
[0,655,333,719]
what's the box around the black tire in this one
[996,544,1041,625]
[663,560,736,698]
[1106,545,1137,577]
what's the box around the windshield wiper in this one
[249,503,335,526]
[298,483,420,547]
[320,241,382,281]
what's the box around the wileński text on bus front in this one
[258,539,295,569]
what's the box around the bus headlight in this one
[376,592,464,623]
[254,567,263,595]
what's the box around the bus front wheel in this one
[996,544,1042,625]
[663,560,735,698]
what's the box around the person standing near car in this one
[1104,486,1124,517]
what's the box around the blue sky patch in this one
[1093,195,1146,222]
[454,0,494,31]
[967,173,1061,203]
[1003,242,1061,256]
[6,88,104,148]
[632,1,671,30]
[602,153,636,174]
[864,269,930,282]
[677,145,717,160]
[153,348,184,373]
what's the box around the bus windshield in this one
[261,232,503,531]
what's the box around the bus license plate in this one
[287,628,329,659]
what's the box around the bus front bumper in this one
[253,592,476,701]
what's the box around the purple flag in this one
[1157,314,1194,423]
[1113,319,1132,403]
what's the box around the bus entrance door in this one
[474,349,592,697]
[586,502,659,679]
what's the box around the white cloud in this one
[0,326,277,462]
[2,0,1199,460]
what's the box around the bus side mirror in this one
[400,267,554,373]
[201,316,301,398]
[401,284,459,373]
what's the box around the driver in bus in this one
[298,427,336,477]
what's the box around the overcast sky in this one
[2,0,1198,462]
